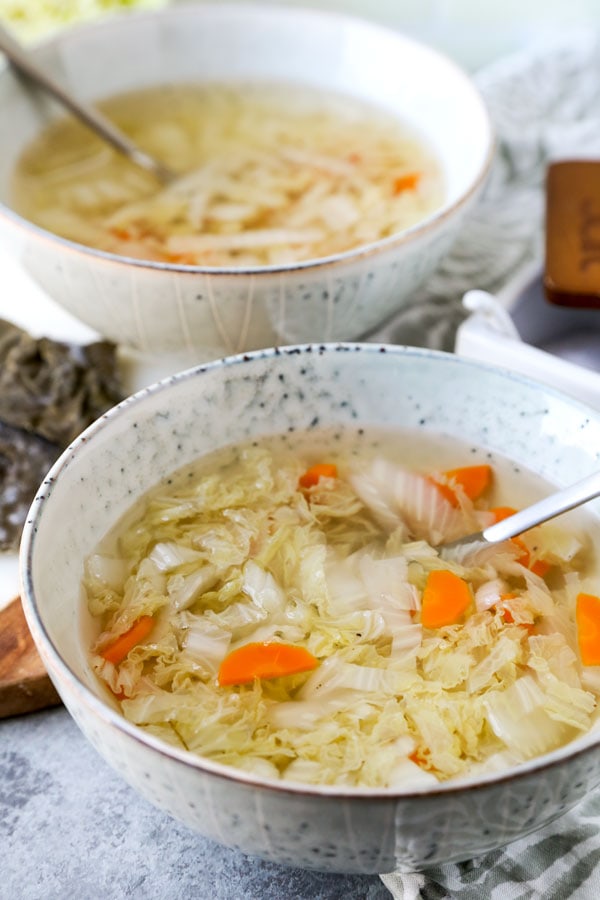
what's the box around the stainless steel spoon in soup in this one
[0,23,174,184]
[441,468,600,555]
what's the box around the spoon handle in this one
[0,23,172,183]
[482,469,600,544]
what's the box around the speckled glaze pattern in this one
[0,4,492,360]
[20,345,600,873]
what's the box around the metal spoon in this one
[441,469,600,554]
[0,23,174,184]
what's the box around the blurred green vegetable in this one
[0,0,168,42]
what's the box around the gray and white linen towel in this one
[375,30,600,900]
[373,29,600,351]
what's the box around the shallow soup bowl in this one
[20,344,600,873]
[0,3,492,362]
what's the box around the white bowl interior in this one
[0,4,491,212]
[22,346,600,708]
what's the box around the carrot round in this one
[490,508,550,577]
[421,569,472,629]
[445,465,492,501]
[298,463,338,489]
[530,560,551,577]
[218,642,319,686]
[576,592,600,666]
[511,536,532,568]
[428,478,458,507]
[489,506,518,523]
[408,748,429,768]
[392,172,420,193]
[101,615,155,665]
[430,465,492,508]
[501,597,534,633]
[507,536,551,577]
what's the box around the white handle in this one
[482,470,600,543]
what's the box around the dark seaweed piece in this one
[0,318,123,448]
[0,421,60,551]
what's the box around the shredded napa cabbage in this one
[0,0,167,42]
[85,443,600,789]
[0,0,166,41]
[13,83,445,267]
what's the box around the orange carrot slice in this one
[409,749,429,768]
[490,508,551,577]
[109,226,134,241]
[511,536,532,567]
[218,642,319,686]
[501,597,534,633]
[431,465,492,508]
[445,465,492,501]
[428,478,459,507]
[509,536,551,577]
[165,253,198,265]
[392,172,420,193]
[101,616,155,665]
[421,570,472,629]
[298,463,338,489]
[576,592,600,666]
[489,506,518,523]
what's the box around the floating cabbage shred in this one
[84,432,600,789]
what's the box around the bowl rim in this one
[0,2,495,277]
[19,342,600,801]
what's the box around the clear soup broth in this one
[12,82,445,267]
[83,427,600,788]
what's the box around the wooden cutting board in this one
[0,596,61,718]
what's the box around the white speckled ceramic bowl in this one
[20,345,600,873]
[0,4,492,362]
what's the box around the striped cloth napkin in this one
[381,790,600,899]
[375,29,600,900]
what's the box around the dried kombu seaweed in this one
[0,422,60,551]
[0,318,124,551]
[0,318,123,447]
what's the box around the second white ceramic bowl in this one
[0,3,492,361]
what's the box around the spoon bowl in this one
[0,22,174,184]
